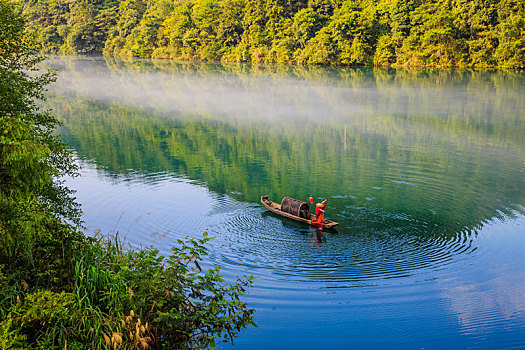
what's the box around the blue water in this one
[47,57,525,349]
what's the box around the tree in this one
[0,0,80,278]
[308,0,335,19]
[292,7,322,48]
[217,0,246,47]
[327,1,375,65]
[390,0,420,37]
[494,0,525,68]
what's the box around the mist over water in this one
[47,57,525,349]
[49,57,524,127]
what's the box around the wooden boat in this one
[261,195,339,229]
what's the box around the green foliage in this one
[18,0,525,67]
[373,34,397,66]
[494,0,525,68]
[296,27,337,64]
[1,2,81,347]
[0,0,81,283]
[115,235,256,348]
[0,317,27,350]
[308,0,335,19]
[292,8,322,48]
[2,235,255,349]
[396,2,468,67]
[0,235,255,349]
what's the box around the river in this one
[46,57,525,349]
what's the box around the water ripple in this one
[193,200,481,287]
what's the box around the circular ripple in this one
[198,202,480,287]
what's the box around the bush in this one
[2,234,255,349]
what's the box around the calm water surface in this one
[47,57,525,349]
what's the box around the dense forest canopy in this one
[20,0,525,68]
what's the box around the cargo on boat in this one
[261,195,339,229]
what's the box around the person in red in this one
[311,199,327,228]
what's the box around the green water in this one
[48,57,525,349]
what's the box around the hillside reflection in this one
[47,57,525,244]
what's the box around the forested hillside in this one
[20,0,525,68]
